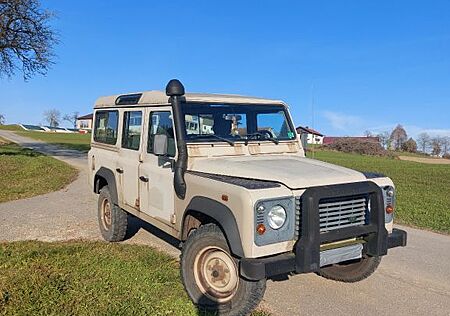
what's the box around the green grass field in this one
[308,150,450,233]
[0,241,270,316]
[17,131,91,152]
[0,138,78,203]
[0,124,22,131]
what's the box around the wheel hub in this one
[101,199,112,230]
[194,246,239,302]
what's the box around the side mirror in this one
[153,134,168,156]
[300,133,308,150]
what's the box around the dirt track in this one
[398,155,450,164]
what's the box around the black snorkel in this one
[166,79,188,199]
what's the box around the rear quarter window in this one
[94,110,119,145]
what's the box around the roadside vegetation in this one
[308,149,450,234]
[0,241,270,316]
[16,131,91,152]
[0,137,77,203]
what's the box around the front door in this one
[139,108,176,223]
[118,110,144,209]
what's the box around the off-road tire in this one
[318,255,382,283]
[181,223,266,316]
[97,186,128,242]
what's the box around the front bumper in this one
[240,228,407,280]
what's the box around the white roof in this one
[94,90,285,108]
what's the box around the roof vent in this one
[115,93,142,105]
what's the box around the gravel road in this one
[1,130,449,316]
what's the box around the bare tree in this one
[389,124,407,150]
[431,137,442,156]
[416,132,431,153]
[63,111,79,129]
[43,109,60,127]
[0,114,5,125]
[364,130,373,137]
[376,131,390,149]
[0,0,58,80]
[442,136,450,155]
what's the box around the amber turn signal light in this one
[386,205,394,214]
[256,223,266,235]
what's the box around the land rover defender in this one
[88,79,407,315]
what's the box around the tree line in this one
[0,111,79,129]
[365,125,449,157]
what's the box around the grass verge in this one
[308,150,450,233]
[16,131,91,152]
[0,138,78,203]
[0,124,22,131]
[0,241,270,316]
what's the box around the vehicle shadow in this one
[124,214,180,249]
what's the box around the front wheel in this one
[181,224,266,316]
[318,255,381,283]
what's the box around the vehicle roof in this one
[94,90,285,109]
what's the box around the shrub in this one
[322,138,392,157]
[401,138,418,153]
[443,153,450,160]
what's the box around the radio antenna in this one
[311,82,316,159]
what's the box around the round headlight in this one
[386,187,395,197]
[267,205,287,230]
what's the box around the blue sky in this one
[0,0,449,138]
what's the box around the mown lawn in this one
[0,241,270,316]
[308,150,450,234]
[17,131,91,152]
[0,138,78,203]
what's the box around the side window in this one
[94,110,119,144]
[148,111,176,157]
[122,111,142,150]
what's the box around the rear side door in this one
[139,108,176,224]
[117,109,144,209]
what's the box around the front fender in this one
[185,196,244,258]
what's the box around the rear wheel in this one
[318,255,381,283]
[181,224,266,316]
[97,186,128,242]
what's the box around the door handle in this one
[116,168,124,174]
[139,175,149,182]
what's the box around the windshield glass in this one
[182,103,296,143]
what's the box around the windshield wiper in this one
[189,134,235,146]
[243,132,279,145]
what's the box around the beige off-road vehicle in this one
[88,80,407,315]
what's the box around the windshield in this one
[182,103,296,143]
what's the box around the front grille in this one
[319,196,368,232]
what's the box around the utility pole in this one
[311,82,316,159]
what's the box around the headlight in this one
[267,205,287,230]
[386,187,394,197]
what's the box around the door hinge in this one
[170,214,176,224]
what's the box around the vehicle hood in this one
[189,155,367,189]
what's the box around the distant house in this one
[296,126,324,144]
[76,113,93,131]
[323,136,380,145]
